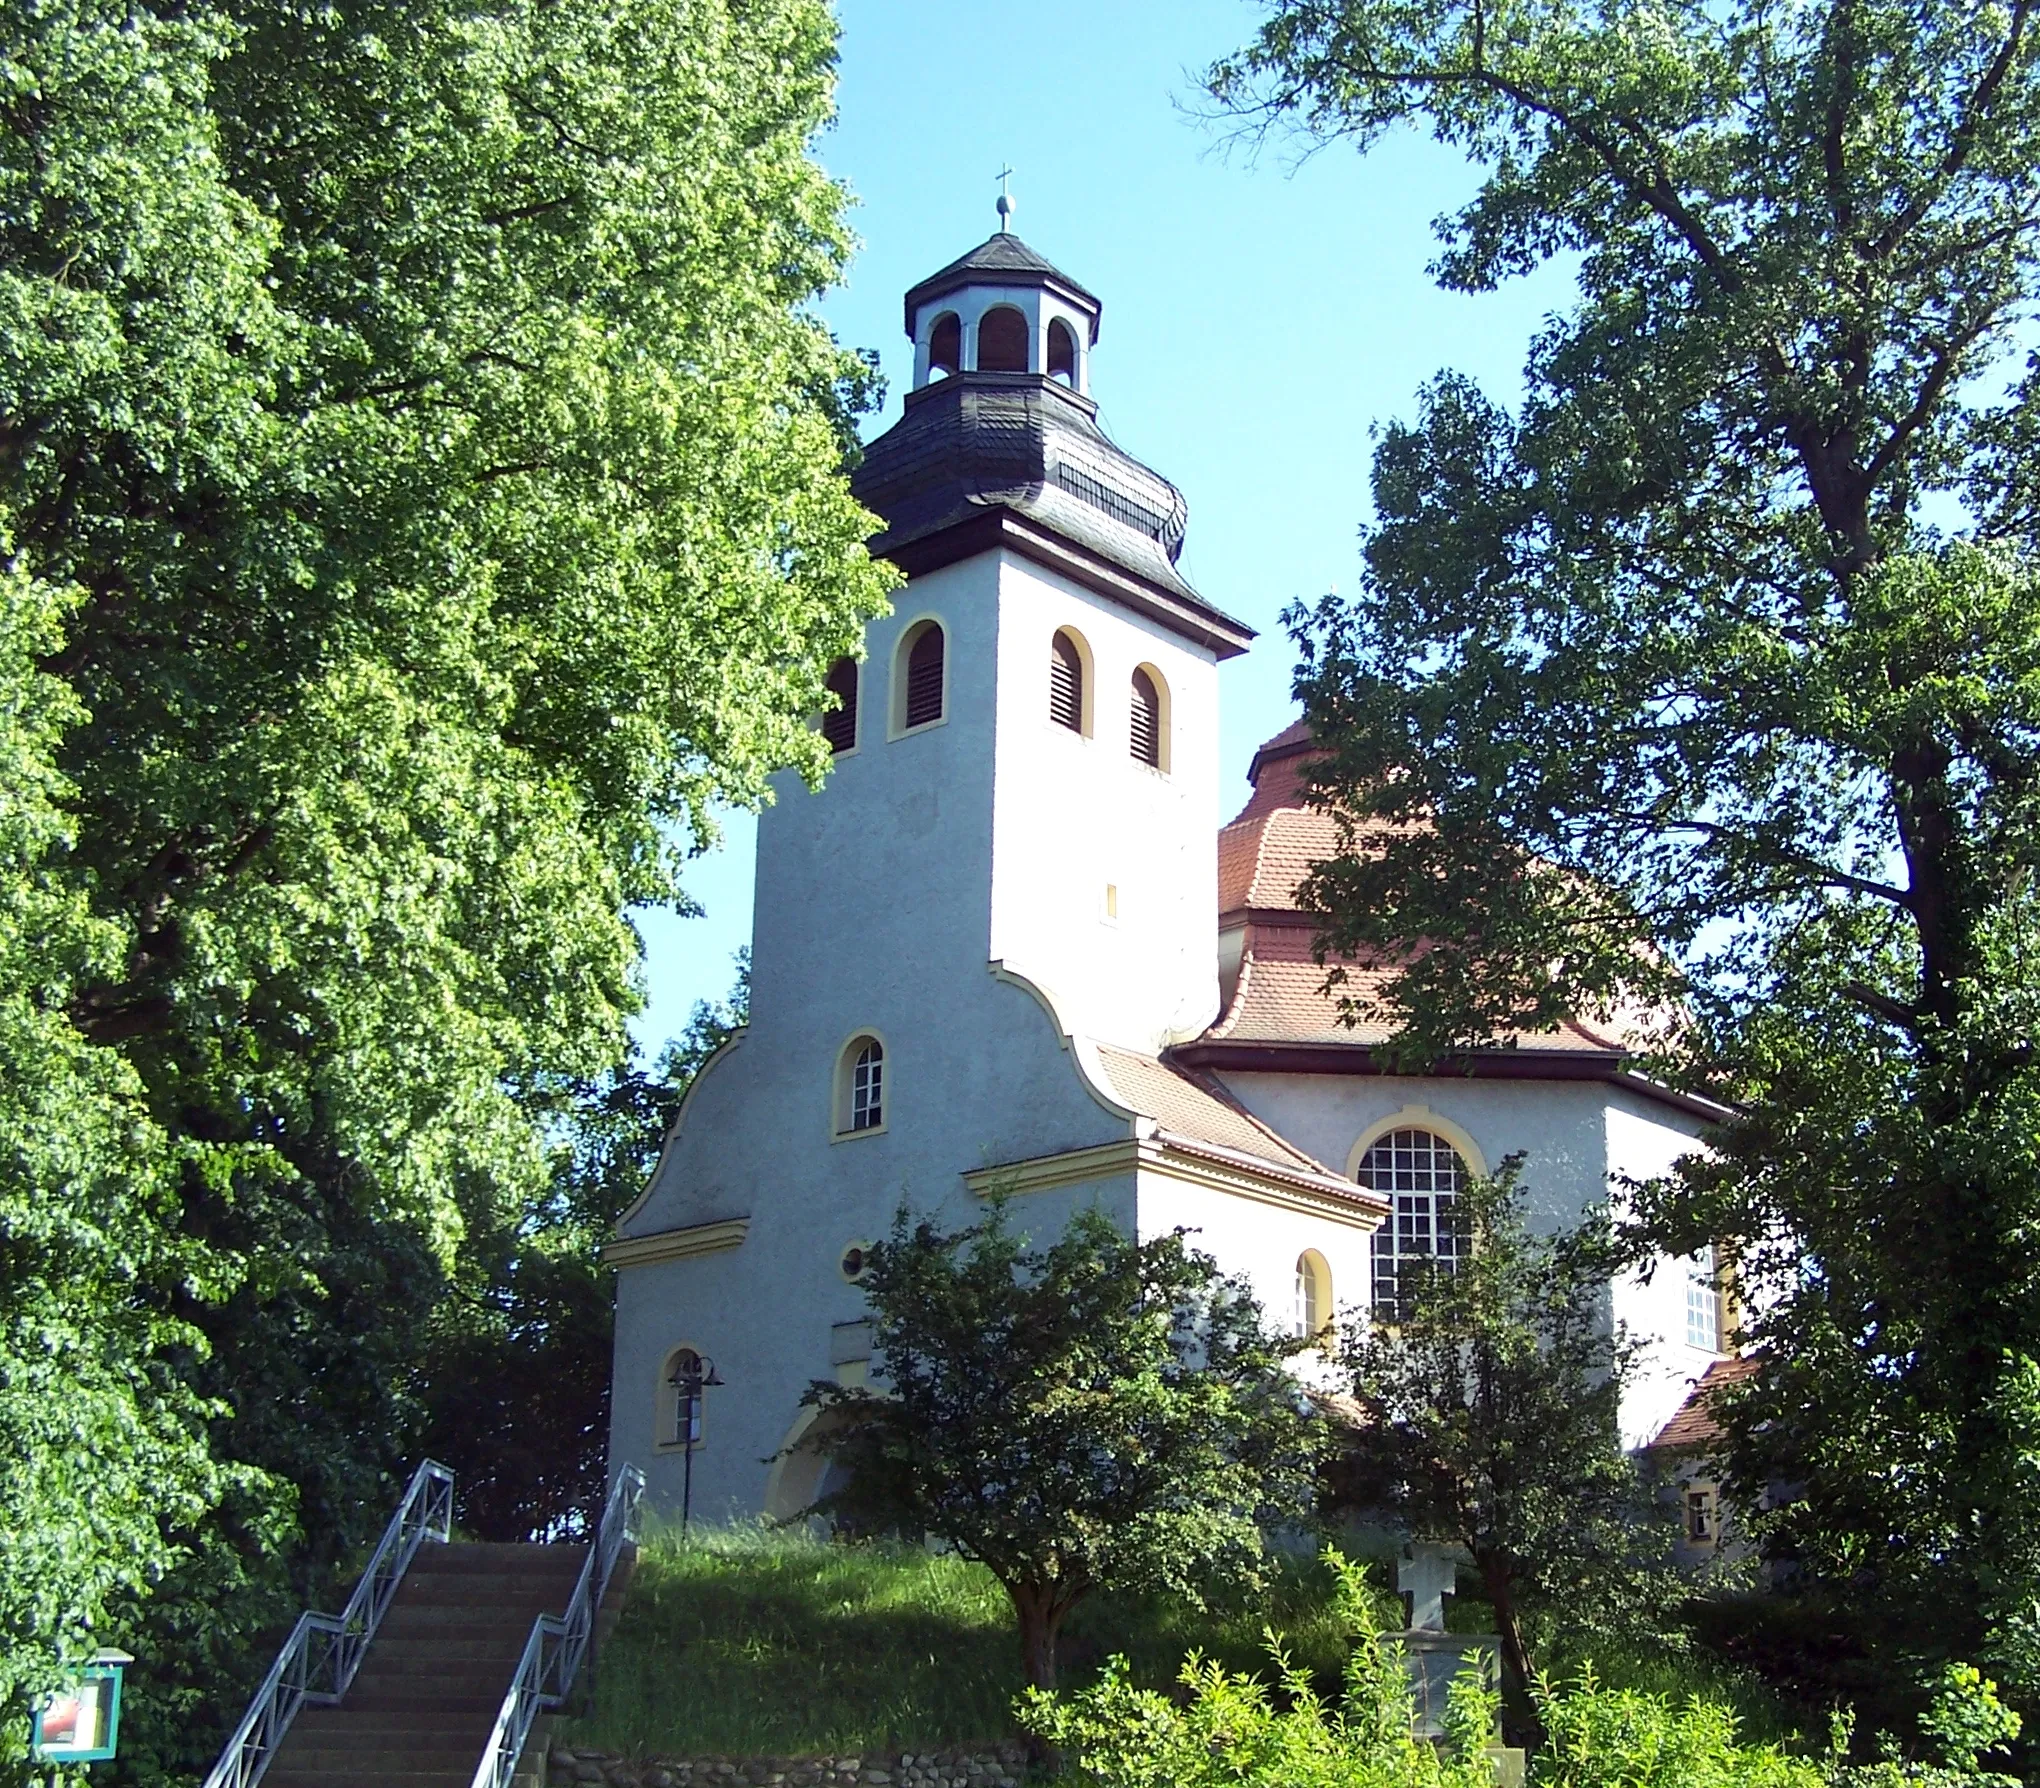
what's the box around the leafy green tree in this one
[1327,1167,1658,1736]
[420,962,748,1541]
[1,0,891,1768]
[1207,0,2040,1701]
[803,1202,1322,1693]
[0,571,248,1762]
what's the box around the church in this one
[606,228,1734,1523]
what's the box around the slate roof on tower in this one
[902,232,1101,334]
[854,234,1253,659]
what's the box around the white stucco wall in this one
[989,552,1221,1053]
[1131,1167,1376,1388]
[1606,1093,1724,1448]
[1209,1068,1716,1444]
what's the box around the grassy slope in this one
[560,1524,1807,1761]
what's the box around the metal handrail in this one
[469,1465,644,1788]
[202,1460,455,1788]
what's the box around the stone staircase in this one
[260,1541,632,1788]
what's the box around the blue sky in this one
[632,0,1579,1048]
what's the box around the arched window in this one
[1294,1250,1332,1342]
[976,305,1029,372]
[1049,629,1084,732]
[1356,1128,1469,1318]
[1130,666,1166,769]
[1687,1246,1722,1352]
[835,1034,885,1136]
[661,1346,712,1451]
[928,312,961,378]
[821,656,858,753]
[895,620,945,732]
[1047,319,1078,384]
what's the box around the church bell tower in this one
[747,223,1254,1061]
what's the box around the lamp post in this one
[668,1352,724,1536]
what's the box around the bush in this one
[1021,1555,2024,1788]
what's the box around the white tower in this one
[751,230,1256,1057]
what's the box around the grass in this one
[558,1522,1819,1763]
[558,1521,1356,1759]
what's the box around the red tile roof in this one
[1208,722,1636,1055]
[1647,1356,1760,1452]
[1091,1046,1383,1213]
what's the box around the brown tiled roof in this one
[1208,920,1627,1053]
[1219,804,1345,914]
[1647,1356,1759,1452]
[1093,1045,1372,1201]
[1208,724,1639,1057]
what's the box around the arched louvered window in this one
[976,305,1029,372]
[1047,319,1078,384]
[821,657,858,753]
[897,621,945,731]
[1130,667,1164,768]
[1356,1128,1469,1319]
[1049,630,1084,732]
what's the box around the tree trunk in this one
[1474,1548,1543,1749]
[1006,1578,1078,1767]
[1008,1579,1066,1691]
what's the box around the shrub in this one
[1021,1554,2025,1788]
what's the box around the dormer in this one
[904,233,1102,394]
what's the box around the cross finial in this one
[995,165,1016,231]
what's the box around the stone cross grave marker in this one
[1398,1543,1457,1633]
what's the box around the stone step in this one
[274,1742,484,1771]
[376,1610,554,1637]
[260,1536,597,1786]
[416,1543,586,1571]
[264,1773,473,1788]
[295,1704,505,1732]
[362,1636,544,1663]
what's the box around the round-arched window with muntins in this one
[976,305,1029,372]
[1294,1250,1332,1341]
[837,1036,883,1133]
[1047,319,1078,384]
[929,312,961,378]
[1355,1128,1469,1317]
[1049,630,1084,732]
[662,1346,708,1450]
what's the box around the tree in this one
[803,1202,1323,1695]
[1326,1165,1657,1737]
[1206,0,2040,1702]
[2,0,892,1768]
[0,570,247,1761]
[419,961,749,1541]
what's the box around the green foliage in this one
[0,0,893,1765]
[804,1202,1323,1689]
[1531,1668,1826,1788]
[0,569,245,1760]
[1027,1556,2020,1788]
[1023,1552,1500,1788]
[1329,1165,1673,1724]
[1206,0,2040,1718]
